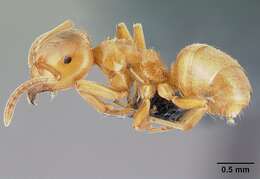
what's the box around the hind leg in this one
[150,107,207,131]
[157,83,207,109]
[155,83,208,131]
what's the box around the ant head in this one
[28,20,94,90]
[3,21,94,126]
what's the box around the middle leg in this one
[132,84,174,133]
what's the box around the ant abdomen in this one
[170,44,252,118]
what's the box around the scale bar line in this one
[217,162,255,165]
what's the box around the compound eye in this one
[63,56,72,64]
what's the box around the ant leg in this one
[116,23,133,41]
[75,80,133,116]
[132,84,153,130]
[116,23,146,104]
[132,84,168,132]
[77,91,132,116]
[157,83,207,109]
[150,107,207,131]
[132,99,150,130]
[108,71,133,107]
[129,67,149,84]
[171,96,207,109]
[145,126,174,133]
[76,80,128,100]
[115,23,143,105]
[128,80,139,106]
[126,70,171,132]
[133,99,174,133]
[133,23,146,49]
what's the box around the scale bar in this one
[217,162,255,165]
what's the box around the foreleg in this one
[75,80,133,116]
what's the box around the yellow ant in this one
[3,20,252,133]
